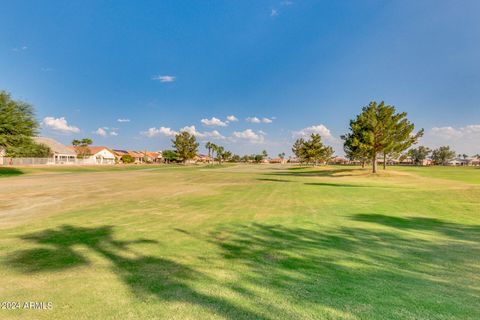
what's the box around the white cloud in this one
[142,127,177,138]
[42,117,80,134]
[422,124,480,154]
[293,124,334,141]
[246,116,273,124]
[232,129,265,144]
[226,115,238,122]
[94,128,107,137]
[246,117,261,123]
[94,127,118,137]
[180,125,225,140]
[152,75,175,82]
[201,117,228,127]
[117,118,130,123]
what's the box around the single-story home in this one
[68,146,116,164]
[269,157,287,164]
[193,154,212,163]
[112,149,129,162]
[145,151,163,163]
[447,158,469,166]
[128,151,145,163]
[329,157,349,165]
[33,137,77,164]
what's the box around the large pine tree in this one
[344,101,423,173]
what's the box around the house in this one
[112,149,129,162]
[447,158,468,166]
[330,157,349,165]
[128,151,145,163]
[68,146,116,164]
[470,158,480,166]
[33,137,77,164]
[269,157,287,164]
[193,154,212,163]
[145,151,163,163]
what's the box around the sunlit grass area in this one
[0,164,479,319]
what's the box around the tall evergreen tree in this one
[172,131,199,164]
[291,134,333,165]
[343,101,422,173]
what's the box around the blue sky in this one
[1,0,479,156]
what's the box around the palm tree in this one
[205,142,214,163]
[216,146,224,164]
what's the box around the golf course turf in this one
[0,164,479,319]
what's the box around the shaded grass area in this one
[0,167,24,177]
[0,164,479,319]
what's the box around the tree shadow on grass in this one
[6,225,266,319]
[0,167,24,177]
[6,218,480,319]
[265,167,362,178]
[206,217,480,319]
[352,214,480,241]
[256,178,292,183]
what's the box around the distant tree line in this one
[2,90,478,169]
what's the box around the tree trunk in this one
[372,155,378,173]
[361,161,365,168]
[383,154,387,170]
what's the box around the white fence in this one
[0,157,113,166]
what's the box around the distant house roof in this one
[145,152,161,158]
[128,151,144,158]
[34,137,76,156]
[112,149,129,156]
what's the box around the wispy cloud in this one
[12,46,28,52]
[246,117,261,123]
[422,124,480,154]
[201,117,228,127]
[232,129,265,144]
[270,1,293,18]
[42,117,80,134]
[152,75,175,82]
[181,125,225,140]
[117,118,131,123]
[246,116,273,124]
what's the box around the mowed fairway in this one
[0,165,479,320]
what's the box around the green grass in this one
[0,164,479,319]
